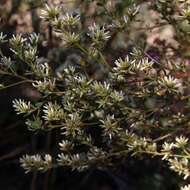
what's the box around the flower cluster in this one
[20,154,52,173]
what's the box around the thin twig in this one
[31,171,37,190]
[44,131,52,190]
[0,80,31,91]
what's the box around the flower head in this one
[20,154,52,173]
[13,99,32,114]
[158,75,182,94]
[43,102,64,121]
[181,185,190,190]
[88,23,110,47]
[41,4,61,20]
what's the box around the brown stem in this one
[31,171,37,190]
[44,131,52,190]
[48,25,53,48]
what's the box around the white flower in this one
[61,13,80,26]
[0,84,4,88]
[161,142,174,160]
[13,99,32,114]
[114,56,153,74]
[110,90,124,102]
[0,56,12,67]
[40,4,61,20]
[24,47,37,63]
[57,153,70,166]
[137,58,154,71]
[61,32,80,45]
[158,75,182,92]
[114,56,132,72]
[20,154,52,173]
[162,142,174,152]
[59,140,73,152]
[175,136,188,148]
[43,102,64,121]
[180,6,190,20]
[32,62,50,78]
[168,158,189,179]
[88,23,110,43]
[9,34,26,53]
[32,78,55,92]
[0,32,7,43]
[92,81,111,96]
[181,184,190,190]
[100,115,121,139]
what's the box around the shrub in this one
[1,0,190,189]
